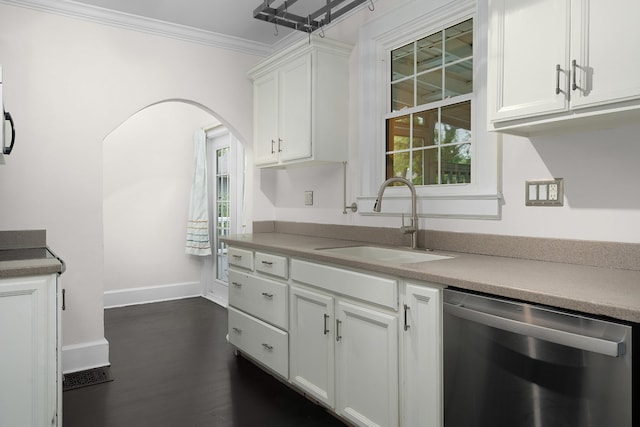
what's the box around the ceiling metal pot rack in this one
[254,0,374,35]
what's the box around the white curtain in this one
[185,129,211,256]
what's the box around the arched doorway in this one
[102,100,247,308]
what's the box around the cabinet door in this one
[278,53,312,163]
[0,275,57,427]
[488,0,570,123]
[253,72,279,166]
[402,284,442,427]
[335,300,398,427]
[289,286,335,407]
[569,0,640,109]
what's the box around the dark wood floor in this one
[63,297,347,427]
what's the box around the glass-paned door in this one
[203,126,244,306]
[215,147,230,283]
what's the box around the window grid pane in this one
[387,19,473,186]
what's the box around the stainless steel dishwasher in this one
[443,289,634,427]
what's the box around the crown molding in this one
[0,0,278,57]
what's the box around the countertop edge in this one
[223,233,640,324]
[0,258,64,279]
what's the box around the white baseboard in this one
[62,338,110,374]
[104,281,202,309]
[203,293,228,308]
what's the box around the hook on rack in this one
[368,0,375,11]
[319,19,325,38]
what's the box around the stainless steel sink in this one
[317,246,452,264]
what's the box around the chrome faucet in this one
[373,177,419,249]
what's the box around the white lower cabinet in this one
[0,274,60,427]
[227,250,289,379]
[289,285,335,407]
[290,258,399,427]
[228,306,288,378]
[401,283,443,427]
[335,299,398,427]
[227,246,443,427]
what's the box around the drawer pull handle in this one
[403,304,410,331]
[232,327,242,334]
[262,292,274,299]
[336,319,342,342]
[261,261,273,266]
[323,314,330,335]
[232,282,242,288]
[232,254,242,259]
[262,343,274,351]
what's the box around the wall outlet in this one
[304,190,313,206]
[525,178,564,206]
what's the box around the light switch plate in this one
[525,179,564,206]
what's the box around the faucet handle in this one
[400,214,416,234]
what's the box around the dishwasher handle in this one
[444,301,625,358]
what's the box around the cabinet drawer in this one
[228,306,288,379]
[291,259,398,310]
[228,247,253,270]
[255,252,288,279]
[229,269,288,330]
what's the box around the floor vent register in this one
[63,366,113,391]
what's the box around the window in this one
[357,1,500,219]
[386,19,473,186]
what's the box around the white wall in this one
[0,3,258,370]
[252,0,640,244]
[103,102,215,294]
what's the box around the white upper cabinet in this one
[249,37,352,168]
[569,0,640,110]
[487,0,640,135]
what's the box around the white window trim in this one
[357,0,502,219]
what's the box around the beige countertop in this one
[0,231,65,278]
[0,256,64,278]
[223,232,640,323]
